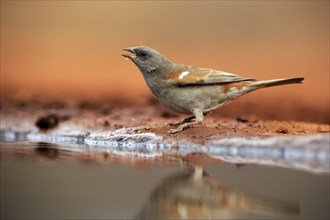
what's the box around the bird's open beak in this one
[122,47,137,61]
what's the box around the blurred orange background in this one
[1,1,329,122]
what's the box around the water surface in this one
[1,141,329,219]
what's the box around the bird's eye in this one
[138,52,147,60]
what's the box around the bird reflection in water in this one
[136,167,300,219]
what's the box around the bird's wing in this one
[164,66,255,86]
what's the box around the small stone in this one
[96,118,110,127]
[236,117,249,123]
[35,114,60,130]
[276,128,289,134]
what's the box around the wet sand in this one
[1,98,328,170]
[1,98,329,143]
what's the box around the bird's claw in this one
[167,116,195,126]
[167,124,190,134]
[167,120,202,134]
[168,127,184,134]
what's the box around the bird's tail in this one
[250,78,304,89]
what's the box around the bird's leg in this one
[168,115,195,126]
[168,109,204,134]
[193,166,204,181]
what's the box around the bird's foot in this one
[168,126,186,134]
[168,115,195,126]
[168,121,201,134]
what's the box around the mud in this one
[1,98,328,143]
[1,98,329,172]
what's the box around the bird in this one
[122,46,304,134]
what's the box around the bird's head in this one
[122,46,172,74]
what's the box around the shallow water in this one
[0,141,329,219]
